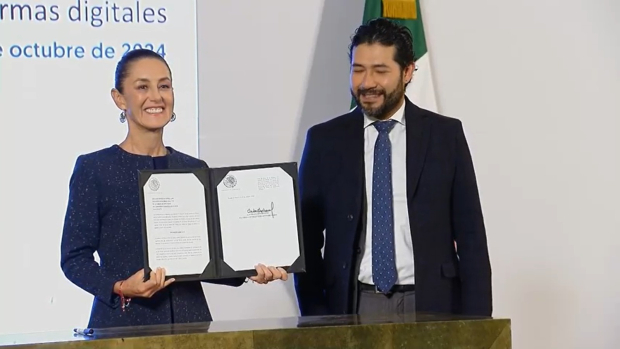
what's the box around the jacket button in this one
[356,247,361,254]
[347,214,353,221]
[342,263,347,269]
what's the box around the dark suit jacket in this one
[294,98,492,317]
[60,145,244,328]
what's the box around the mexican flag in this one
[352,0,438,113]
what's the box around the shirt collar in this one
[363,100,406,128]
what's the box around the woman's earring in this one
[119,111,126,123]
[171,112,176,122]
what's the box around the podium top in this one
[0,312,506,348]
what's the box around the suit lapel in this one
[339,110,365,215]
[338,102,429,221]
[405,100,431,201]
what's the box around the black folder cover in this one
[138,162,305,282]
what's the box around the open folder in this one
[138,162,305,282]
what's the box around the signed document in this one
[142,173,211,276]
[139,162,305,282]
[216,167,300,271]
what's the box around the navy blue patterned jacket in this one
[60,145,244,328]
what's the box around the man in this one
[294,18,492,317]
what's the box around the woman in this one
[60,49,287,329]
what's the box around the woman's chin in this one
[137,120,170,131]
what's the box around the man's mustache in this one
[357,88,385,96]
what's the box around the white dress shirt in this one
[358,101,415,286]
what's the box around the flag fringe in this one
[382,0,417,20]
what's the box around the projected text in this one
[0,1,166,27]
[0,0,173,59]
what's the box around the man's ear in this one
[404,62,415,83]
[111,88,126,110]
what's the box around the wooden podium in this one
[0,312,511,349]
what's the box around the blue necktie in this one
[372,120,398,294]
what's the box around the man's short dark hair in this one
[348,18,415,71]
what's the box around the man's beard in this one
[352,79,405,119]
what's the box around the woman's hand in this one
[114,268,175,298]
[249,264,288,284]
